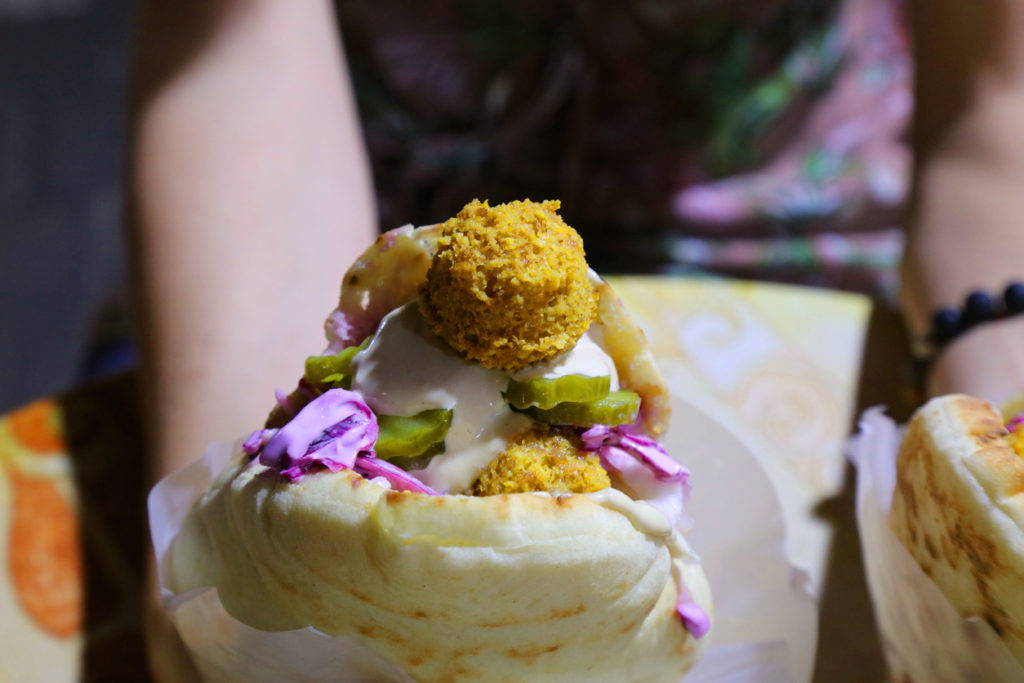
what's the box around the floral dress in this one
[336,0,910,300]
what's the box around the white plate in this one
[669,395,817,682]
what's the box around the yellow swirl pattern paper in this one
[609,276,871,590]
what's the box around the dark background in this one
[0,0,133,413]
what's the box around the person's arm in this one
[129,0,376,484]
[901,0,1024,403]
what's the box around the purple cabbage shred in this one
[249,388,436,493]
[676,600,711,639]
[581,425,693,530]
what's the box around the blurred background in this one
[0,0,132,413]
[0,0,910,414]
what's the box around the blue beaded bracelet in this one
[922,281,1024,354]
[910,282,1024,395]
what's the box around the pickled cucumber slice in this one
[387,442,446,471]
[303,337,371,391]
[523,390,640,427]
[504,374,611,410]
[375,408,453,460]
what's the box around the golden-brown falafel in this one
[420,199,597,370]
[471,426,610,496]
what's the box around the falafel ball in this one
[420,199,597,370]
[471,426,611,496]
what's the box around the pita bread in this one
[169,222,709,681]
[171,462,710,682]
[890,394,1024,665]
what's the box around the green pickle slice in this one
[523,390,641,427]
[504,374,611,410]
[303,337,372,391]
[375,408,453,460]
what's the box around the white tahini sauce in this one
[350,302,622,494]
[586,488,672,538]
[349,301,530,493]
[511,325,619,387]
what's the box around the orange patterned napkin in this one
[0,398,82,679]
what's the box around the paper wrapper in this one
[148,396,817,682]
[848,408,1024,681]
